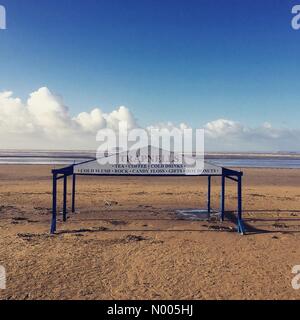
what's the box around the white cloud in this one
[105,106,137,131]
[147,121,191,132]
[74,109,107,133]
[204,119,300,152]
[0,91,33,133]
[74,106,137,133]
[0,87,300,151]
[27,87,72,135]
[0,88,139,149]
[204,119,244,138]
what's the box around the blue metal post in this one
[220,175,225,221]
[63,175,67,222]
[207,176,211,215]
[72,174,76,213]
[237,175,245,234]
[50,173,57,234]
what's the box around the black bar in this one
[225,176,238,182]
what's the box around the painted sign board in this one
[74,160,222,176]
[73,147,222,176]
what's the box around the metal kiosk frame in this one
[50,157,245,235]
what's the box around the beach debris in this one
[17,233,50,242]
[250,193,266,198]
[273,222,288,229]
[290,212,298,217]
[124,235,147,242]
[58,226,109,234]
[11,216,39,224]
[104,200,118,206]
[133,191,148,195]
[12,217,28,222]
[208,225,235,232]
[33,207,52,215]
[108,220,127,226]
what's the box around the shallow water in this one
[209,158,300,169]
[1,151,300,168]
[0,157,91,165]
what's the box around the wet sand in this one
[0,165,299,300]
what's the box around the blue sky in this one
[0,0,300,151]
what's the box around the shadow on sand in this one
[53,210,300,236]
[226,211,300,235]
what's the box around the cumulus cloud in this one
[74,109,107,133]
[74,106,137,133]
[27,87,72,134]
[0,87,138,149]
[0,87,299,151]
[205,119,244,138]
[204,119,300,152]
[147,122,191,132]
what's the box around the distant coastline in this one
[1,150,300,168]
[1,149,300,159]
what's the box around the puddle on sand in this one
[176,209,219,221]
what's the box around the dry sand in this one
[0,165,299,300]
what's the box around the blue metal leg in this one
[50,173,57,234]
[72,174,76,213]
[220,175,225,221]
[207,176,211,215]
[237,175,245,235]
[63,175,67,222]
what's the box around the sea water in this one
[1,150,300,168]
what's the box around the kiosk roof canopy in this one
[65,146,241,177]
[50,146,244,235]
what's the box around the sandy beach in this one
[0,164,299,300]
